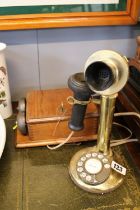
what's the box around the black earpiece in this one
[68,72,92,131]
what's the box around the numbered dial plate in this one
[76,152,111,185]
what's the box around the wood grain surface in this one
[16,88,99,147]
[0,0,139,30]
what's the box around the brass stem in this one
[96,94,118,154]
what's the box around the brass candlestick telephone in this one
[68,50,129,193]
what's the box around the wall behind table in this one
[0,24,139,101]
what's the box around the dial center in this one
[85,158,102,174]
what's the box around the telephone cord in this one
[47,112,140,150]
[47,131,74,150]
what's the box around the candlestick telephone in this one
[68,50,129,193]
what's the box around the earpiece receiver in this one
[68,72,92,131]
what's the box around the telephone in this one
[68,50,129,193]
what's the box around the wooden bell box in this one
[16,88,99,148]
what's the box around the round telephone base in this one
[69,147,123,194]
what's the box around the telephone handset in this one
[68,50,129,193]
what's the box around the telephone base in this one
[69,147,123,194]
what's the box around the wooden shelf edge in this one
[16,129,97,148]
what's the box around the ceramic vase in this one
[0,113,6,158]
[0,43,12,119]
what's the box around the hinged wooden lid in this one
[26,88,98,124]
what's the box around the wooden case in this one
[16,88,99,148]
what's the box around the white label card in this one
[0,0,120,7]
[111,160,126,175]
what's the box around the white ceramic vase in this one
[0,43,12,119]
[0,113,6,158]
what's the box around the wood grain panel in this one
[16,88,99,147]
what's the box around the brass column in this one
[96,94,118,154]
